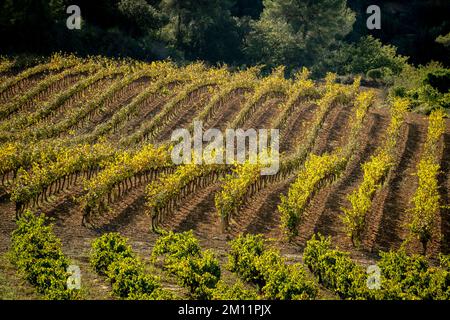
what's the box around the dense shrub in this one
[107,257,161,298]
[303,234,370,299]
[90,232,134,276]
[390,62,450,113]
[151,231,221,299]
[90,232,171,300]
[176,250,221,299]
[212,280,259,300]
[317,36,408,81]
[424,69,450,93]
[256,249,317,300]
[228,234,317,300]
[304,234,450,300]
[10,210,80,300]
[379,249,450,300]
[227,234,265,284]
[150,230,201,272]
[366,68,385,81]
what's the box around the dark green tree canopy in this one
[244,0,356,70]
[0,0,448,69]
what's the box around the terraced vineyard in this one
[1,55,449,300]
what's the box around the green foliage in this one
[391,62,440,92]
[82,144,170,220]
[407,109,445,252]
[227,234,265,284]
[176,250,221,299]
[150,230,201,272]
[391,62,450,114]
[147,163,224,231]
[107,257,160,299]
[159,0,242,62]
[280,89,371,241]
[151,231,221,299]
[304,234,450,300]
[439,254,450,271]
[341,98,409,246]
[10,210,80,300]
[304,234,370,299]
[1,0,448,70]
[227,234,317,300]
[379,249,450,300]
[212,280,259,300]
[436,32,450,48]
[366,68,384,80]
[215,161,263,224]
[90,232,171,300]
[256,249,318,300]
[118,0,166,36]
[316,35,408,81]
[424,69,450,93]
[244,0,355,71]
[90,232,134,276]
[127,287,176,300]
[279,153,346,240]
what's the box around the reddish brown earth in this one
[110,82,182,140]
[205,89,248,131]
[306,109,391,255]
[1,72,49,104]
[279,102,318,153]
[28,78,116,130]
[1,73,450,298]
[74,78,150,136]
[156,88,213,142]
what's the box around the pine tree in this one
[159,0,241,62]
[245,0,355,70]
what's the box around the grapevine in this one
[229,66,290,129]
[0,62,102,121]
[121,66,229,146]
[80,144,172,224]
[82,62,197,143]
[11,142,116,216]
[304,233,450,300]
[21,67,152,141]
[10,210,81,300]
[90,233,172,300]
[193,67,260,128]
[341,98,410,246]
[271,67,321,130]
[278,89,374,240]
[147,162,226,231]
[0,63,127,133]
[0,53,81,102]
[227,234,318,300]
[408,108,446,252]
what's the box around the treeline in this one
[1,0,449,77]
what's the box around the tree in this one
[117,0,166,37]
[159,0,242,63]
[244,0,355,71]
[231,0,263,19]
[0,0,65,52]
[317,35,408,79]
